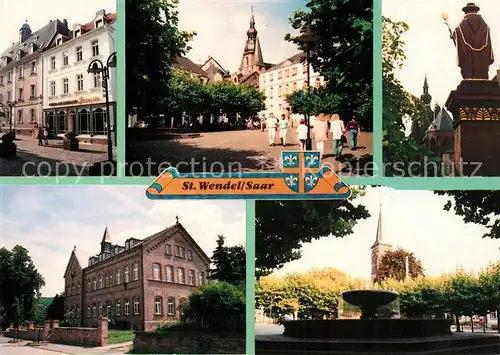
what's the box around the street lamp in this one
[5,101,17,135]
[296,18,320,151]
[87,52,117,162]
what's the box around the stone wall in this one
[133,331,245,354]
[4,318,108,347]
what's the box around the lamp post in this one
[87,52,117,162]
[6,101,17,135]
[296,19,320,151]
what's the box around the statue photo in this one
[442,2,494,80]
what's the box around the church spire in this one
[101,226,111,244]
[372,204,383,248]
[420,75,432,105]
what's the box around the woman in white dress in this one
[312,113,329,159]
[329,113,345,157]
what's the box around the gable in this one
[144,224,211,265]
[63,251,82,279]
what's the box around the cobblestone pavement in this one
[0,138,115,177]
[127,128,373,177]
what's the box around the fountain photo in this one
[254,187,500,354]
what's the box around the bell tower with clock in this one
[370,205,393,283]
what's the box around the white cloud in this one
[276,187,500,279]
[0,186,245,297]
[383,0,500,106]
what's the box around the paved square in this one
[126,128,372,177]
[0,137,114,176]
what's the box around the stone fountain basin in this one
[282,318,453,339]
[341,289,398,309]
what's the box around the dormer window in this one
[28,44,34,54]
[74,29,81,38]
[56,37,62,46]
[95,18,103,28]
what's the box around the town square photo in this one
[254,188,500,354]
[0,0,117,176]
[0,186,246,354]
[125,0,373,177]
[383,0,500,177]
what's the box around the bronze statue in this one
[442,3,494,80]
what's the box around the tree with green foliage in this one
[382,17,442,176]
[32,297,52,325]
[0,246,45,327]
[126,0,195,119]
[255,188,370,277]
[435,190,500,239]
[285,0,373,129]
[478,262,500,333]
[374,248,425,283]
[45,294,65,322]
[181,282,245,332]
[209,235,246,285]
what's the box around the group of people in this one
[32,123,49,146]
[264,113,360,159]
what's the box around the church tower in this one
[19,20,32,44]
[100,227,112,255]
[236,8,266,78]
[370,206,393,283]
[410,75,434,141]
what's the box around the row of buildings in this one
[0,10,116,143]
[63,219,211,331]
[169,10,324,122]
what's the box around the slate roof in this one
[0,19,69,67]
[261,52,305,73]
[174,56,209,77]
[426,107,454,133]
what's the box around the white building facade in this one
[258,52,324,122]
[42,10,116,143]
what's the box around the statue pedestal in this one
[445,80,500,176]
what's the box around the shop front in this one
[43,95,115,144]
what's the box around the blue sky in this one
[0,0,116,51]
[276,187,500,279]
[0,186,245,296]
[178,0,305,72]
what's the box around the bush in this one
[1,132,15,145]
[180,282,245,331]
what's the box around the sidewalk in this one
[17,341,132,355]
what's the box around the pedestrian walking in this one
[296,118,308,151]
[312,113,328,159]
[266,113,278,146]
[329,113,345,157]
[278,114,288,146]
[346,114,361,150]
[36,126,44,146]
[43,126,49,145]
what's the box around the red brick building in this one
[63,220,211,330]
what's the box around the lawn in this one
[108,329,135,344]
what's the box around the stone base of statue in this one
[445,80,500,176]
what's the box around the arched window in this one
[152,263,161,280]
[69,110,77,133]
[315,77,321,88]
[269,87,274,99]
[78,109,90,134]
[292,82,297,92]
[57,110,66,133]
[46,111,56,133]
[285,84,290,94]
[278,85,282,97]
[178,297,187,316]
[92,108,106,135]
[154,296,163,315]
[167,297,175,315]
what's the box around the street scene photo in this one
[0,0,117,177]
[254,188,500,354]
[0,186,246,355]
[125,0,373,177]
[383,0,500,177]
